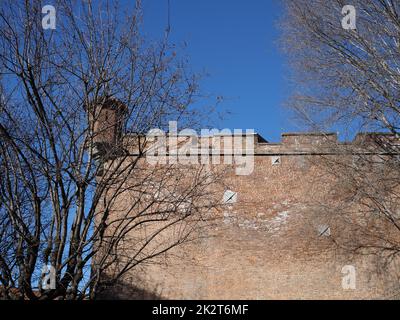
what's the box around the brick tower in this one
[89,97,127,160]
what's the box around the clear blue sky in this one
[140,0,298,142]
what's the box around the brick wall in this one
[97,132,398,300]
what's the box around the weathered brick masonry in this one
[93,100,397,299]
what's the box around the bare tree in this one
[280,0,400,294]
[0,0,222,300]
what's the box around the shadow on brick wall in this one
[96,277,165,300]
